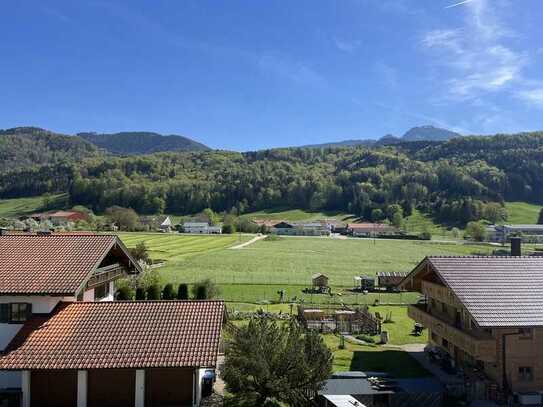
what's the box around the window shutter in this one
[0,304,8,323]
[25,303,32,320]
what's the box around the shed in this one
[312,273,329,288]
[354,275,375,291]
[377,271,408,289]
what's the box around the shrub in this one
[135,287,146,300]
[162,284,174,300]
[195,285,207,300]
[356,334,375,343]
[116,286,133,301]
[192,279,220,299]
[146,284,161,300]
[222,223,236,234]
[177,283,189,300]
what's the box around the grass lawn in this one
[156,236,494,287]
[323,334,430,378]
[0,194,67,218]
[504,201,542,224]
[403,209,454,238]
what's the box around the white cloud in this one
[421,0,541,107]
[516,88,543,106]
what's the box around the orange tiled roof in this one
[0,234,119,295]
[0,301,225,370]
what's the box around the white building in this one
[182,222,222,234]
[486,224,543,243]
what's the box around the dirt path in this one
[229,234,265,249]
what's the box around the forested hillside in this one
[79,131,210,154]
[0,127,100,171]
[0,129,542,225]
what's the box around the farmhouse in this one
[347,223,398,237]
[0,232,224,407]
[182,222,222,234]
[0,301,224,407]
[400,246,543,401]
[0,233,141,402]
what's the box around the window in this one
[9,303,31,323]
[0,304,9,323]
[519,328,533,340]
[94,283,109,301]
[519,367,534,382]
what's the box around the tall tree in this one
[222,319,332,406]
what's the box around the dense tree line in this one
[1,132,542,225]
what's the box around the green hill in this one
[79,131,210,155]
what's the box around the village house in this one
[269,221,331,236]
[400,241,543,402]
[347,223,399,237]
[182,222,222,234]
[25,210,88,226]
[140,215,172,232]
[0,232,224,407]
[486,224,543,244]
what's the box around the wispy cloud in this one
[421,0,542,107]
[445,0,475,9]
[334,38,361,54]
[516,88,543,106]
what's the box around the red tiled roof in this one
[0,301,225,370]
[0,234,119,295]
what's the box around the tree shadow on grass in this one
[350,349,430,379]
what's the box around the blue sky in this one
[1,0,543,150]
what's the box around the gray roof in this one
[377,271,408,277]
[425,256,543,327]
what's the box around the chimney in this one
[510,237,522,256]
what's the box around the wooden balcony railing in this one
[421,280,461,308]
[87,264,126,288]
[408,304,497,363]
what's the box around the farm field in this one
[118,233,495,305]
[157,236,495,287]
[117,232,251,261]
[504,201,542,224]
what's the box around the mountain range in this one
[300,125,461,148]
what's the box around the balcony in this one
[408,304,496,363]
[421,280,461,308]
[87,263,126,288]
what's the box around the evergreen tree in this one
[177,284,189,300]
[221,319,332,405]
[162,284,174,300]
[135,287,146,300]
[146,284,161,300]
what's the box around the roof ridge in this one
[69,300,225,304]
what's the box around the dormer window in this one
[0,303,32,323]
